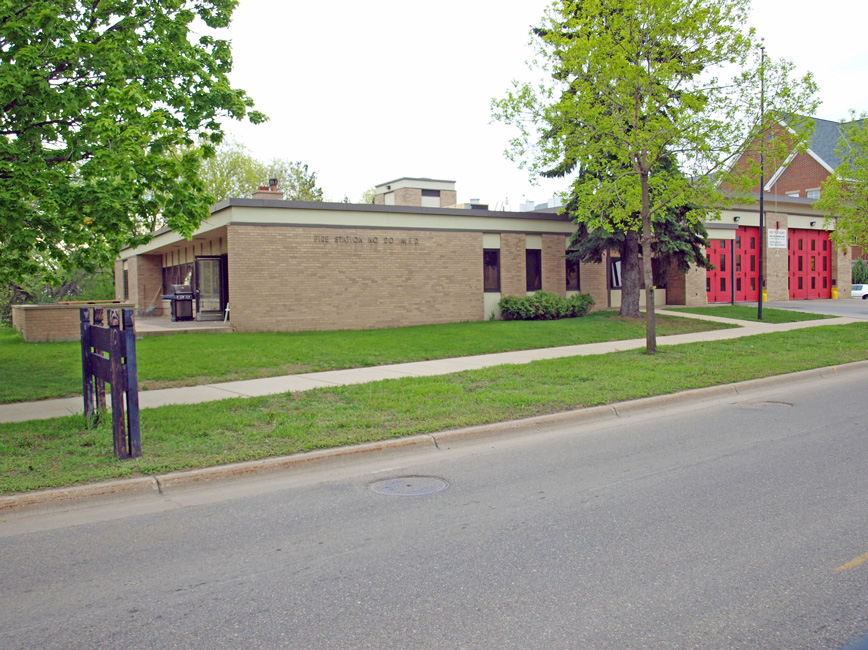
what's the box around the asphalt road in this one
[2,370,868,649]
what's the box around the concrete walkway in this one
[0,310,858,424]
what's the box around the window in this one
[123,270,129,300]
[566,253,580,291]
[610,258,622,289]
[483,250,500,292]
[806,189,820,200]
[162,263,193,294]
[526,250,542,291]
[421,189,441,208]
[786,190,800,198]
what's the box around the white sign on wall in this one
[767,229,787,249]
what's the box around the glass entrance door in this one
[195,256,224,319]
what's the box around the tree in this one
[199,140,324,202]
[816,114,868,250]
[568,200,712,318]
[492,0,816,353]
[0,0,266,285]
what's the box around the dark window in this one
[720,277,726,291]
[162,263,193,294]
[566,253,580,291]
[751,277,756,291]
[736,236,741,249]
[123,270,129,300]
[823,257,827,271]
[483,249,500,292]
[720,255,726,272]
[737,278,742,291]
[750,255,756,272]
[610,258,622,289]
[750,237,756,249]
[798,256,803,272]
[798,277,803,289]
[811,238,816,251]
[736,255,741,272]
[526,250,542,291]
[823,239,827,251]
[798,238,803,251]
[421,189,440,197]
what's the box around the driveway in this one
[764,298,868,319]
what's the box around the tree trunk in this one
[640,171,657,354]
[619,231,641,318]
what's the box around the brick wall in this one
[12,303,133,342]
[227,225,483,332]
[765,214,789,300]
[114,260,125,300]
[541,234,567,297]
[135,254,163,313]
[665,263,686,305]
[440,190,457,207]
[393,188,421,207]
[499,233,526,297]
[682,265,708,306]
[835,245,852,298]
[580,259,609,310]
[768,153,829,196]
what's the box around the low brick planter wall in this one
[11,302,135,342]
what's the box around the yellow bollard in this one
[762,289,768,302]
[832,287,838,299]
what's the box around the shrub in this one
[498,291,595,321]
[853,259,868,285]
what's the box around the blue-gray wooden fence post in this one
[93,308,106,413]
[123,310,142,458]
[79,308,95,426]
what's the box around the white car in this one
[852,284,868,299]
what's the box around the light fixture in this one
[734,216,741,222]
[810,221,817,227]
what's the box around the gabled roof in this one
[806,116,865,171]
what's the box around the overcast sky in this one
[214,1,868,208]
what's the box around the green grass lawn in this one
[2,322,866,495]
[666,305,834,323]
[0,312,735,403]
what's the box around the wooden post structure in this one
[93,308,107,413]
[80,307,142,459]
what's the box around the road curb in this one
[4,359,868,513]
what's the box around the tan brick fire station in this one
[115,177,851,333]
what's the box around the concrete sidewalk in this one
[0,310,858,424]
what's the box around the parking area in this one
[763,298,868,320]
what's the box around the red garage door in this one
[706,239,732,303]
[734,226,760,302]
[789,229,832,299]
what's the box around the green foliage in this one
[499,291,594,321]
[199,140,323,202]
[817,114,868,250]
[0,265,116,325]
[492,0,817,350]
[0,0,266,285]
[852,259,868,285]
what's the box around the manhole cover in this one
[738,400,793,410]
[370,476,449,496]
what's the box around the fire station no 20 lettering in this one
[314,235,420,245]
